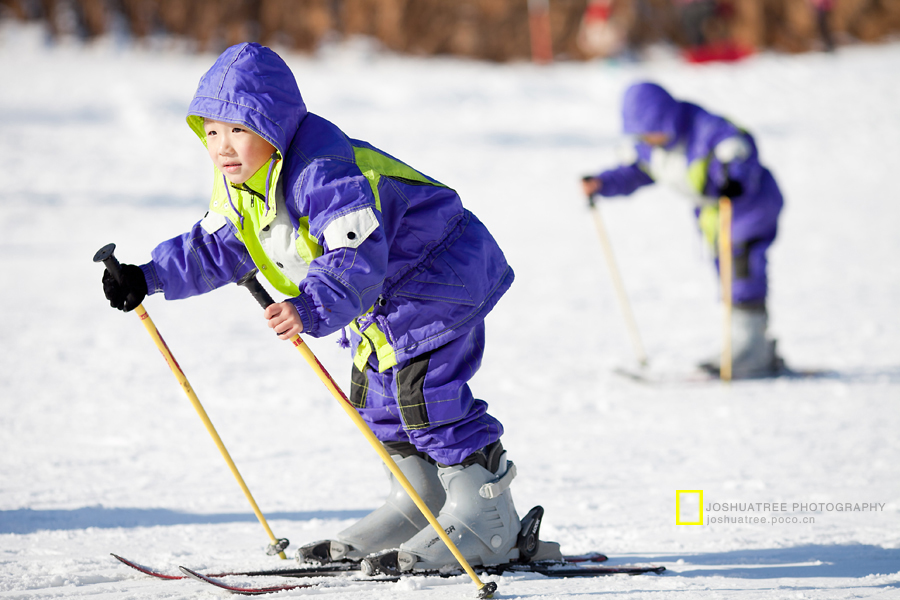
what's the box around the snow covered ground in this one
[1,23,899,599]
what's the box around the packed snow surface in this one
[1,24,898,599]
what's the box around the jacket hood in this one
[186,43,307,156]
[621,82,680,138]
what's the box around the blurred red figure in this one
[577,0,628,58]
[678,0,752,63]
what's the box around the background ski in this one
[613,366,835,385]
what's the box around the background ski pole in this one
[718,198,734,382]
[93,244,289,559]
[237,270,498,599]
[586,192,649,367]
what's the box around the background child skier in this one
[101,42,552,572]
[582,81,785,378]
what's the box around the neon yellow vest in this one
[206,158,321,297]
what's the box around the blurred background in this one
[1,1,899,597]
[1,0,898,63]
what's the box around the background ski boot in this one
[699,303,784,378]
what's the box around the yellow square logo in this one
[676,490,703,525]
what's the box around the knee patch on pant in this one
[734,243,750,280]
[397,352,431,430]
[349,363,370,409]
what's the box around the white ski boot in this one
[388,441,524,572]
[297,442,445,564]
[700,303,784,378]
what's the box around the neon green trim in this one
[349,319,371,371]
[187,115,207,147]
[368,323,398,372]
[294,216,323,264]
[698,203,719,252]
[687,156,710,194]
[352,145,444,212]
[207,158,315,297]
[349,311,398,373]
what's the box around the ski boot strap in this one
[479,461,517,499]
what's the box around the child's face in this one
[639,132,670,147]
[204,119,276,185]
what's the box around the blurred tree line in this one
[1,0,897,60]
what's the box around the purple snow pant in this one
[702,170,784,305]
[348,322,503,466]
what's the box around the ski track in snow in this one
[1,23,899,599]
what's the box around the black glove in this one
[582,175,600,207]
[102,264,147,312]
[719,178,743,199]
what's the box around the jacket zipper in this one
[235,183,266,208]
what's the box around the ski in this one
[176,561,663,596]
[115,552,660,596]
[389,560,664,578]
[501,562,665,576]
[362,550,661,579]
[177,566,382,595]
[113,550,608,580]
[111,553,359,580]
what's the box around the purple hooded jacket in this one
[142,43,514,370]
[598,83,780,203]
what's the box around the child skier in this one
[101,42,555,571]
[582,82,784,378]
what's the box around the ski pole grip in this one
[237,270,276,309]
[93,243,124,283]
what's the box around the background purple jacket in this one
[594,82,783,303]
[142,43,514,371]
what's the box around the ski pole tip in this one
[266,538,290,557]
[477,581,498,598]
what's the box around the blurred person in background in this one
[582,82,785,379]
[674,0,717,48]
[810,0,836,51]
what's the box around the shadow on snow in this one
[625,544,900,579]
[0,506,368,535]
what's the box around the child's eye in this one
[206,130,217,136]
[232,127,244,133]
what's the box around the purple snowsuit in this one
[141,43,512,465]
[595,82,783,305]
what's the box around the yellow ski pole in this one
[93,244,289,559]
[587,194,648,367]
[237,271,497,599]
[718,198,734,382]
